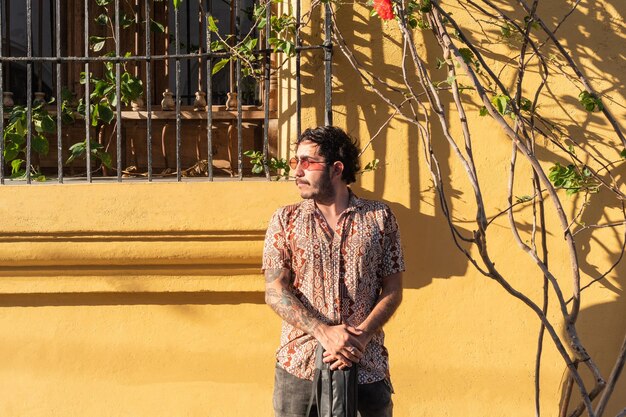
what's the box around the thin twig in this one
[358,106,403,155]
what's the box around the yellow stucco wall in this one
[1,1,625,416]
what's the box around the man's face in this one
[294,140,335,202]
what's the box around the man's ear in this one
[332,161,344,179]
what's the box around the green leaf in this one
[61,87,74,102]
[5,132,25,145]
[32,135,49,155]
[11,159,24,175]
[500,24,512,38]
[13,119,26,137]
[458,48,474,65]
[284,41,295,57]
[208,16,219,33]
[150,19,165,33]
[62,108,75,125]
[95,13,109,25]
[212,58,230,75]
[119,12,135,29]
[244,38,258,51]
[91,80,108,98]
[40,114,56,134]
[89,36,107,52]
[479,106,488,117]
[66,141,86,165]
[578,91,603,112]
[173,0,182,9]
[363,158,380,172]
[91,103,100,126]
[3,142,20,162]
[95,149,113,169]
[252,164,264,174]
[620,149,626,159]
[95,0,112,5]
[491,95,510,115]
[96,103,115,125]
[519,97,532,112]
[567,144,576,156]
[419,0,432,12]
[121,73,144,102]
[210,40,225,51]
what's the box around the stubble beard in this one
[300,169,335,203]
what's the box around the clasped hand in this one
[317,324,371,371]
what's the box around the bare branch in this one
[515,0,626,147]
[596,332,626,417]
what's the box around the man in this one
[263,126,404,417]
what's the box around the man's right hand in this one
[314,324,365,366]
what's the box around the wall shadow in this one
[0,291,265,307]
[561,260,626,416]
[329,3,472,291]
[324,0,626,413]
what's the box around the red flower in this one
[373,0,394,20]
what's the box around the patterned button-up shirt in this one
[262,191,405,384]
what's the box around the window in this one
[1,0,328,182]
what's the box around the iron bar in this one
[37,0,43,92]
[206,0,213,181]
[56,0,62,182]
[84,0,92,182]
[26,0,33,183]
[263,0,270,179]
[145,0,152,181]
[186,0,191,106]
[4,0,10,88]
[323,2,333,126]
[0,0,4,184]
[296,0,301,138]
[49,0,54,75]
[115,0,122,181]
[0,47,324,63]
[175,2,182,181]
[235,0,243,180]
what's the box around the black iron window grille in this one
[0,0,333,183]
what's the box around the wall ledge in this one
[0,181,297,294]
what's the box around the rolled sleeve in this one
[377,208,405,278]
[262,209,292,271]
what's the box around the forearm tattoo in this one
[264,268,283,283]
[265,285,320,336]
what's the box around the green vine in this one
[244,150,290,180]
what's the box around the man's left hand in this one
[322,326,373,370]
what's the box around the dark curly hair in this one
[296,126,361,184]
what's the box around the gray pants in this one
[273,365,393,417]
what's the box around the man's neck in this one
[314,186,350,220]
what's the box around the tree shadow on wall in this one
[324,3,472,291]
[324,0,626,414]
[559,266,626,416]
[557,176,626,416]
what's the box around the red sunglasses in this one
[289,157,329,171]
